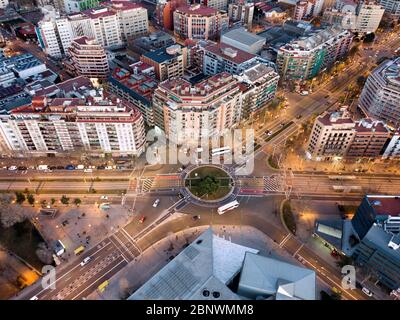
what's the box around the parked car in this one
[97,165,106,170]
[192,215,201,221]
[153,199,160,208]
[139,215,146,223]
[17,166,27,170]
[100,195,108,200]
[66,164,75,170]
[8,166,17,171]
[56,165,65,170]
[80,256,92,267]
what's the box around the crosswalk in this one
[263,175,284,192]
[141,177,155,193]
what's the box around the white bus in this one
[217,200,239,215]
[211,147,231,157]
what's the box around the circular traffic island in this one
[184,165,234,202]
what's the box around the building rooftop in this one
[128,228,258,300]
[238,252,316,300]
[204,42,256,65]
[354,119,389,133]
[159,72,235,99]
[363,224,400,259]
[318,108,354,126]
[83,7,116,19]
[175,4,219,16]
[142,44,184,64]
[366,195,400,217]
[374,57,400,88]
[222,28,265,47]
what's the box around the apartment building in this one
[155,0,187,31]
[228,2,254,28]
[202,42,258,75]
[237,63,280,118]
[0,95,146,156]
[293,0,325,19]
[153,72,242,145]
[306,108,356,160]
[64,0,99,13]
[322,2,385,34]
[276,26,353,80]
[107,65,158,126]
[376,0,400,16]
[201,0,229,11]
[67,36,109,79]
[383,128,400,159]
[140,44,187,81]
[173,4,229,41]
[358,57,400,128]
[36,3,148,57]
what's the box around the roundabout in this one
[181,164,239,207]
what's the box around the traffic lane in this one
[40,245,125,300]
[32,238,117,299]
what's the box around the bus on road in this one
[217,200,239,215]
[211,147,231,157]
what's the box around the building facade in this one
[306,108,356,160]
[228,2,254,28]
[64,0,99,13]
[153,72,242,145]
[0,95,146,156]
[383,129,400,159]
[377,0,400,16]
[358,57,400,128]
[67,36,109,79]
[276,26,353,80]
[140,44,187,81]
[173,4,229,41]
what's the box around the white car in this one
[30,296,38,300]
[362,287,373,297]
[80,256,92,266]
[8,166,17,171]
[153,199,160,208]
[100,195,108,200]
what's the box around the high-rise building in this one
[236,62,280,118]
[173,4,229,41]
[155,0,187,31]
[67,36,109,79]
[140,44,187,81]
[322,2,385,33]
[276,26,353,80]
[153,72,242,145]
[228,2,254,28]
[0,95,146,156]
[358,57,400,128]
[64,0,99,13]
[376,0,400,17]
[36,3,148,58]
[352,195,400,239]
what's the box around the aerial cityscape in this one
[0,0,399,307]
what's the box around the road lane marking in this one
[279,233,291,247]
[71,259,126,300]
[293,244,304,257]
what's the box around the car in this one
[97,165,106,170]
[49,166,57,170]
[139,215,146,223]
[80,256,92,266]
[267,131,273,136]
[100,195,108,200]
[8,166,17,171]
[65,165,75,170]
[153,199,160,207]
[192,215,201,221]
[17,166,27,171]
[56,165,65,170]
[362,287,373,297]
[105,166,114,170]
[296,114,302,119]
[30,296,38,300]
[280,122,286,127]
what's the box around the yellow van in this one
[74,245,85,255]
[98,280,109,293]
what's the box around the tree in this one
[74,198,82,206]
[35,242,54,264]
[363,32,375,43]
[336,255,353,268]
[15,192,26,205]
[50,198,56,205]
[356,76,367,87]
[0,205,34,228]
[27,194,35,206]
[40,199,47,208]
[60,195,69,205]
